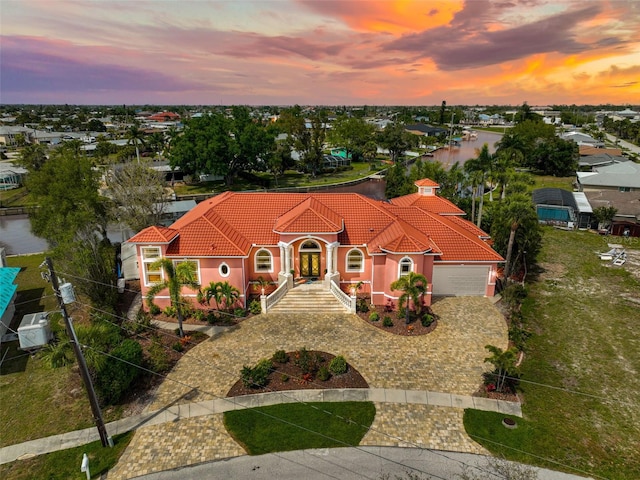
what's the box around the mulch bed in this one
[227,351,369,397]
[355,300,438,336]
[472,385,520,403]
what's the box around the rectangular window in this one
[619,187,631,192]
[142,247,162,286]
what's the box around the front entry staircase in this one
[266,283,350,314]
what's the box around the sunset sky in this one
[1,0,639,106]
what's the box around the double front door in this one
[300,252,320,277]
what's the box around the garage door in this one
[432,265,489,296]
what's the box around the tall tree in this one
[378,122,414,163]
[17,144,47,171]
[27,152,108,247]
[105,161,169,232]
[146,259,200,337]
[328,115,376,160]
[126,124,146,163]
[490,194,541,281]
[390,272,428,324]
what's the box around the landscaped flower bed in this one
[355,296,438,336]
[227,349,368,397]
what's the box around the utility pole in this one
[44,257,111,447]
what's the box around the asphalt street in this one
[134,447,591,480]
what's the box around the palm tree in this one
[146,258,200,337]
[390,272,428,324]
[484,344,519,393]
[501,196,536,280]
[202,281,223,309]
[126,124,145,163]
[217,281,241,312]
[464,158,484,225]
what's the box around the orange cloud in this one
[299,0,463,35]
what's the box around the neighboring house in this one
[585,190,640,237]
[0,265,21,341]
[561,131,603,147]
[579,145,622,157]
[404,124,447,137]
[578,153,629,171]
[128,179,503,311]
[577,162,640,192]
[532,188,594,230]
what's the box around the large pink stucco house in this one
[128,179,503,313]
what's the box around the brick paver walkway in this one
[108,297,507,479]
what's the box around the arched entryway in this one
[299,240,321,277]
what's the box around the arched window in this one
[300,240,321,250]
[255,249,273,272]
[219,263,230,277]
[346,249,364,272]
[399,257,413,277]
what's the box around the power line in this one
[29,272,625,478]
[56,268,639,408]
[76,301,500,480]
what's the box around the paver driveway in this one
[109,297,507,479]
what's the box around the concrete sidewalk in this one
[0,387,521,464]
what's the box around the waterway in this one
[431,130,502,168]
[0,133,504,257]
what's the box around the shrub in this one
[192,309,205,322]
[206,311,219,324]
[294,347,320,374]
[172,342,184,352]
[148,303,161,315]
[163,306,177,317]
[94,339,143,405]
[369,312,379,322]
[421,313,434,328]
[509,321,532,351]
[129,310,154,334]
[272,349,289,364]
[249,299,262,315]
[356,298,370,313]
[234,307,246,318]
[146,341,170,373]
[317,365,331,381]
[241,359,273,388]
[383,316,394,327]
[329,355,347,375]
[280,373,289,382]
[502,283,527,309]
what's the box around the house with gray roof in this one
[577,161,640,192]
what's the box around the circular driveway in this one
[109,297,507,479]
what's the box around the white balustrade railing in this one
[330,281,356,313]
[264,280,289,312]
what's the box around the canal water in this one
[431,130,502,168]
[0,132,502,257]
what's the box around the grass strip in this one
[0,431,133,480]
[224,401,375,455]
[465,228,640,480]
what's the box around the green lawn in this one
[0,254,98,446]
[173,162,381,195]
[465,228,640,480]
[0,432,133,480]
[224,402,376,455]
[531,175,574,191]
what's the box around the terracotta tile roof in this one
[384,205,502,262]
[414,178,440,187]
[579,145,622,156]
[391,193,465,215]
[137,181,501,263]
[446,215,491,238]
[370,218,434,253]
[275,197,343,233]
[128,226,179,243]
